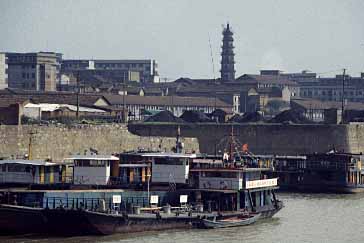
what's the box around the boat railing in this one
[42,196,197,215]
[43,196,151,211]
[192,160,273,170]
[70,175,146,186]
[274,160,349,171]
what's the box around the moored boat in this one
[201,213,261,229]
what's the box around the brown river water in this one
[1,193,364,243]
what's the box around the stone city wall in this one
[0,124,199,161]
[128,122,364,155]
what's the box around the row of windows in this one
[94,63,150,69]
[116,104,216,120]
[64,63,151,70]
[201,171,238,178]
[9,56,36,62]
[74,160,110,167]
[154,158,188,165]
[301,90,364,97]
[22,72,35,79]
[22,65,36,69]
[22,82,36,88]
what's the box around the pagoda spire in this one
[220,23,235,82]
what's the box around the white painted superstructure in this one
[141,153,196,184]
[66,155,119,185]
[0,160,59,184]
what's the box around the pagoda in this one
[220,23,236,82]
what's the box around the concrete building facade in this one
[6,52,62,91]
[61,59,160,83]
[299,73,364,103]
[0,53,8,89]
[103,94,233,121]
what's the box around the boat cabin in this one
[118,152,151,185]
[0,159,61,185]
[146,153,196,184]
[65,155,119,185]
[119,152,196,185]
[273,153,364,192]
[188,154,279,213]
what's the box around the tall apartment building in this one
[0,53,8,89]
[61,59,160,83]
[6,52,62,91]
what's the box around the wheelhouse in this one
[65,155,119,185]
[0,159,61,185]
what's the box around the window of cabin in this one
[75,160,107,167]
[7,164,27,172]
[202,171,238,178]
[154,157,186,165]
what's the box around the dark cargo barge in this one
[0,202,279,235]
[0,129,283,236]
[273,152,364,193]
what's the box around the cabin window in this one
[1,164,6,172]
[203,171,237,178]
[74,160,107,167]
[154,157,186,165]
[7,164,27,172]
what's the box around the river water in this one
[2,193,364,243]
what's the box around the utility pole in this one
[28,130,35,160]
[123,72,127,123]
[76,72,80,120]
[341,68,346,123]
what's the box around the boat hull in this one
[0,204,46,235]
[42,208,102,235]
[84,211,194,235]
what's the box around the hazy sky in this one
[1,0,364,80]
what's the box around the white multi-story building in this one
[0,53,8,89]
[61,59,160,83]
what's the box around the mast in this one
[28,130,35,160]
[123,72,127,123]
[341,68,346,123]
[76,72,80,120]
[229,125,234,162]
[175,126,182,153]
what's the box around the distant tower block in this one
[220,23,235,82]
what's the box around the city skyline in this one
[1,0,364,80]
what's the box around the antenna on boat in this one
[341,68,346,124]
[175,126,183,153]
[76,72,80,120]
[229,125,234,162]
